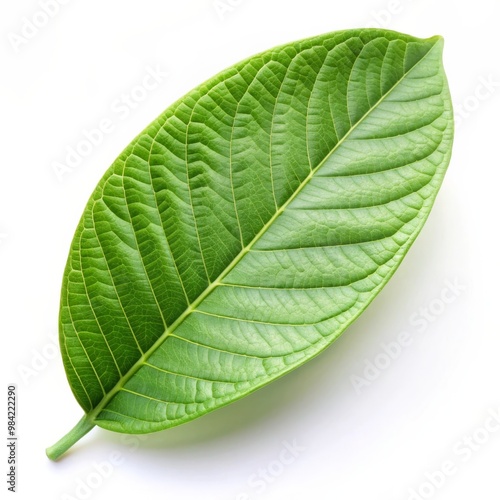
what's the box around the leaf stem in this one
[46,416,95,461]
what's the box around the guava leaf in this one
[47,28,454,460]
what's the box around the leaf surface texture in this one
[59,29,454,433]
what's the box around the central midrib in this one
[85,38,439,424]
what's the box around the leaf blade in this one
[57,29,453,437]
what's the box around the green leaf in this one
[47,28,454,460]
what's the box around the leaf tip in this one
[427,34,445,48]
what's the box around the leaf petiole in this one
[46,416,95,461]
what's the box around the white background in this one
[1,1,499,499]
